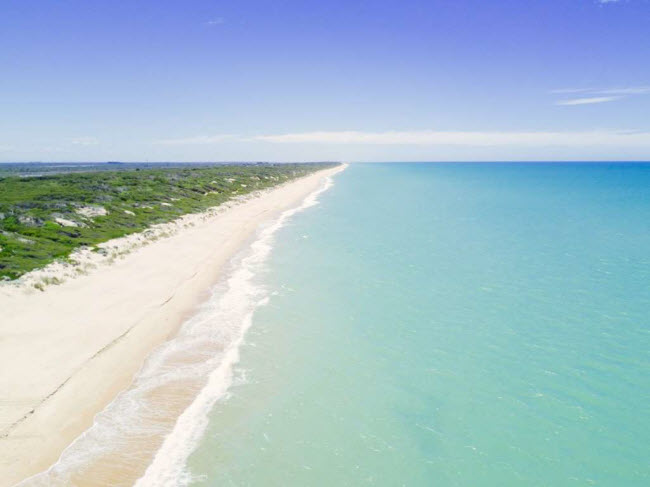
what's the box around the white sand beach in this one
[0,164,345,486]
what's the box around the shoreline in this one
[0,164,346,486]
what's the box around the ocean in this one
[25,163,650,486]
[180,163,650,486]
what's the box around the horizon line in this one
[2,160,650,164]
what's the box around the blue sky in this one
[1,0,649,162]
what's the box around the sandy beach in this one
[0,164,345,486]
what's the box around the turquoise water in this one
[186,163,649,486]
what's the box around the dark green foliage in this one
[0,163,335,280]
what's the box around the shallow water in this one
[184,163,649,486]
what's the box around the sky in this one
[1,0,650,162]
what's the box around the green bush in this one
[0,163,335,280]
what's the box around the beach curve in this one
[0,164,346,487]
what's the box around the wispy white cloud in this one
[598,0,623,4]
[596,86,650,95]
[206,18,225,26]
[553,86,650,96]
[551,85,649,106]
[70,137,100,146]
[154,130,650,147]
[154,134,236,145]
[555,96,621,106]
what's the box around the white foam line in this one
[134,172,338,487]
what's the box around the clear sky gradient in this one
[2,0,649,162]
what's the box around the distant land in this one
[0,161,340,178]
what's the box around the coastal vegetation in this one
[0,163,335,280]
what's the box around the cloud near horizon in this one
[155,134,237,145]
[156,130,650,147]
[70,136,100,146]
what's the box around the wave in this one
[135,175,336,486]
